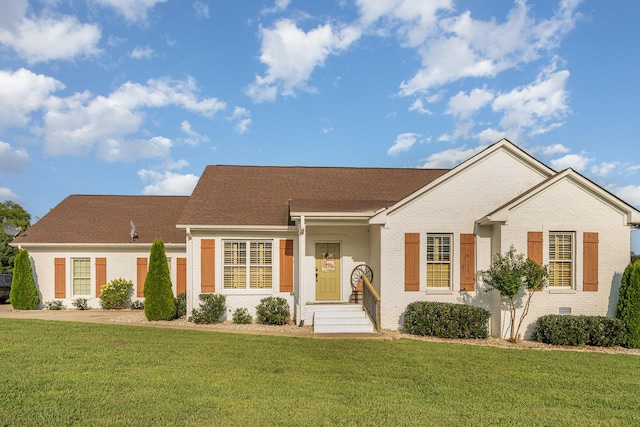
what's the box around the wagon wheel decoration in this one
[350,264,373,290]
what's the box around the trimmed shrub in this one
[403,301,491,339]
[44,300,64,310]
[143,239,176,321]
[9,249,39,310]
[131,300,144,310]
[99,278,133,309]
[191,294,226,324]
[256,297,290,325]
[232,307,252,324]
[616,260,640,348]
[532,315,625,347]
[173,292,186,319]
[72,298,89,310]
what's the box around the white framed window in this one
[549,232,574,287]
[72,258,91,296]
[426,234,452,288]
[223,240,272,289]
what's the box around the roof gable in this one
[13,195,188,245]
[177,166,449,227]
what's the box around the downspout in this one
[298,215,306,326]
[186,227,194,321]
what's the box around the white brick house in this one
[12,139,640,338]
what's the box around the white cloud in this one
[550,153,591,172]
[420,145,486,168]
[92,0,168,22]
[0,187,20,202]
[0,68,64,129]
[138,169,199,195]
[0,4,101,63]
[43,76,226,157]
[180,120,209,145]
[590,162,618,178]
[0,141,29,173]
[613,185,640,209]
[245,19,361,102]
[408,99,431,115]
[542,143,570,156]
[129,46,154,59]
[229,107,252,134]
[261,0,291,14]
[446,87,494,119]
[193,1,210,19]
[388,132,420,155]
[97,136,172,162]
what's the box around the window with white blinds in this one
[224,241,272,289]
[549,232,573,287]
[426,234,452,288]
[72,258,91,295]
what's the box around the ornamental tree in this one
[616,260,640,348]
[143,239,176,321]
[481,246,548,342]
[10,249,40,310]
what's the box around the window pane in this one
[426,234,452,288]
[72,258,90,295]
[224,266,246,289]
[549,232,573,287]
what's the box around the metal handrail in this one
[361,275,381,332]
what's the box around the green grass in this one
[0,319,639,426]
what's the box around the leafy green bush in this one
[72,298,89,310]
[532,315,625,347]
[256,297,290,325]
[232,307,252,324]
[403,301,490,339]
[143,239,176,321]
[616,260,640,348]
[173,292,186,319]
[99,278,133,309]
[191,294,226,324]
[9,249,39,310]
[44,300,64,310]
[131,300,144,310]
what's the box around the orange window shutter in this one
[460,234,475,291]
[527,232,543,265]
[405,233,420,291]
[583,232,598,292]
[54,258,66,298]
[95,258,107,297]
[279,239,294,293]
[201,239,215,293]
[137,258,147,297]
[177,257,187,295]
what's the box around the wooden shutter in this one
[405,233,420,291]
[279,239,294,293]
[177,257,187,295]
[460,234,475,291]
[136,258,147,297]
[201,239,215,293]
[54,258,66,298]
[95,257,106,297]
[583,232,598,292]
[527,232,543,264]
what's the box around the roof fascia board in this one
[10,243,186,250]
[178,224,294,232]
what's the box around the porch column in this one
[297,215,306,325]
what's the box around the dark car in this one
[0,274,11,303]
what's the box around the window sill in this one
[548,288,576,294]
[426,289,454,295]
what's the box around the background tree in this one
[143,239,176,321]
[481,246,549,342]
[616,260,640,348]
[1,201,31,274]
[631,251,639,263]
[10,249,39,310]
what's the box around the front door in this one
[315,243,340,300]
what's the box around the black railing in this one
[361,275,381,333]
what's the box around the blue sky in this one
[1,0,639,249]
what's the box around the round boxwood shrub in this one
[256,297,290,325]
[403,301,490,339]
[173,292,186,319]
[99,278,133,309]
[232,307,252,324]
[191,294,226,324]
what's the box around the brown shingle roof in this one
[178,165,450,226]
[14,195,188,245]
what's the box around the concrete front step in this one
[312,305,375,334]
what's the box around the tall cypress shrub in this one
[143,239,176,321]
[616,260,640,348]
[10,249,39,310]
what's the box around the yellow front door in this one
[315,243,341,300]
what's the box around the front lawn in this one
[0,319,638,425]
